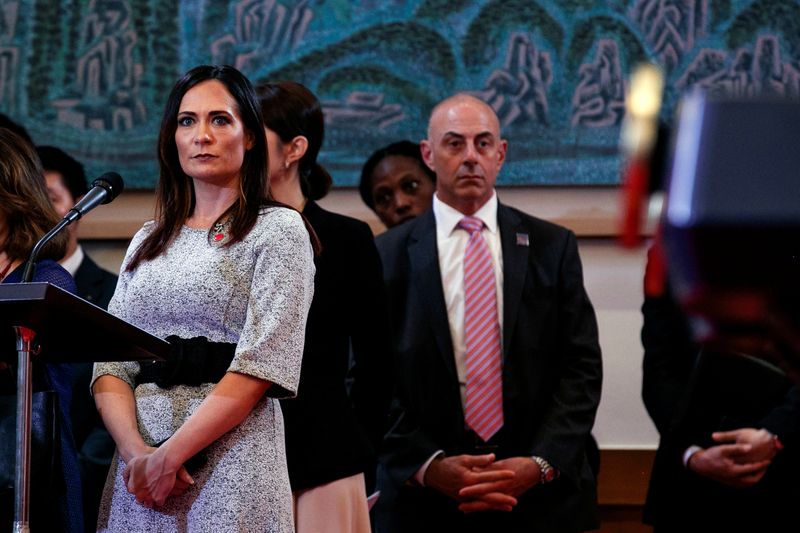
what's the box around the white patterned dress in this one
[92,206,315,532]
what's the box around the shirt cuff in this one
[682,445,703,468]
[413,450,445,486]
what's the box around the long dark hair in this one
[256,81,332,200]
[127,65,268,271]
[0,128,67,262]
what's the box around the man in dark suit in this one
[641,247,800,532]
[374,94,602,532]
[38,146,118,532]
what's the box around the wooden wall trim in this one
[78,190,156,239]
[78,186,656,240]
[597,449,655,506]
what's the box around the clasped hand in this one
[423,453,539,514]
[687,428,780,488]
[123,446,194,508]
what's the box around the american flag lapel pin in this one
[516,233,529,246]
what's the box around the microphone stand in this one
[22,172,122,284]
[20,219,71,283]
[11,172,120,531]
[11,326,35,533]
[12,219,74,532]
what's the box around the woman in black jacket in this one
[256,81,392,533]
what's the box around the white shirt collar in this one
[433,190,499,238]
[59,244,84,277]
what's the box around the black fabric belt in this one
[135,336,236,389]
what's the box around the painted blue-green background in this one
[1,0,798,188]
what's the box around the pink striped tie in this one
[458,216,503,442]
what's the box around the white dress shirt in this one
[59,244,84,277]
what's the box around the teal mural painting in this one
[1,0,798,189]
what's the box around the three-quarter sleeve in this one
[90,224,152,392]
[228,208,315,398]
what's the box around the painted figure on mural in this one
[3,2,799,187]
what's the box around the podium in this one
[0,282,168,532]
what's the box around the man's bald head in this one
[427,93,502,141]
[420,93,507,215]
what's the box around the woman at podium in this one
[0,126,84,531]
[90,65,315,532]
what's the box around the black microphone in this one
[22,172,125,282]
[63,172,125,224]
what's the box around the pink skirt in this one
[293,472,371,533]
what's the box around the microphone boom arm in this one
[21,218,72,283]
[21,171,123,283]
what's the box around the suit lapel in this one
[408,212,458,382]
[498,203,528,360]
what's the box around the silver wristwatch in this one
[532,456,556,484]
